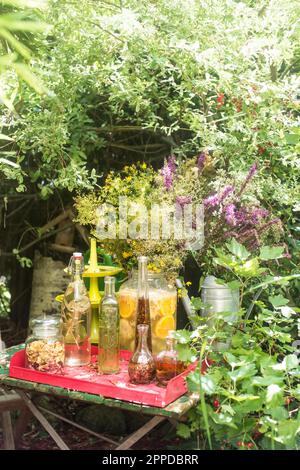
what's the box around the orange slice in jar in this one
[154,315,175,339]
[119,295,136,319]
[159,294,177,316]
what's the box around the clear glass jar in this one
[25,316,64,373]
[155,331,185,386]
[119,271,177,355]
[128,324,156,384]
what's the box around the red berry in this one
[216,93,225,108]
[237,441,242,447]
[258,146,266,155]
[213,399,220,409]
[247,443,254,449]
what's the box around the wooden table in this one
[0,345,198,450]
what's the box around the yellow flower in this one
[148,263,161,273]
[122,251,133,259]
[141,162,147,169]
[186,281,192,286]
[126,176,132,182]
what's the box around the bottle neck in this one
[73,259,82,282]
[137,325,149,351]
[137,257,149,299]
[165,338,176,352]
[104,278,115,297]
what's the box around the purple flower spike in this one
[167,155,177,173]
[247,162,258,180]
[225,203,237,226]
[238,162,258,197]
[197,152,206,171]
[176,196,192,207]
[219,185,234,203]
[250,207,269,224]
[161,155,177,191]
[204,193,220,208]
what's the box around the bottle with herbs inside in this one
[134,256,152,351]
[155,331,185,387]
[98,276,120,374]
[25,316,64,374]
[61,252,91,366]
[128,324,156,384]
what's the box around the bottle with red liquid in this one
[128,324,156,384]
[134,256,152,352]
[155,331,185,386]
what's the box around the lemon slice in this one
[154,315,175,339]
[119,295,137,319]
[159,295,177,316]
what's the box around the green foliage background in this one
[1,0,299,209]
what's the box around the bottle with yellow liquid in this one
[98,276,120,374]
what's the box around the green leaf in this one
[234,257,263,278]
[272,354,299,372]
[176,423,191,439]
[252,375,284,386]
[209,410,238,429]
[12,62,49,94]
[247,274,300,293]
[226,280,242,290]
[228,363,257,382]
[259,246,284,260]
[226,394,260,402]
[226,238,250,260]
[266,384,283,408]
[268,294,289,308]
[0,133,14,141]
[173,329,191,344]
[267,406,289,421]
[0,27,31,59]
[191,296,207,310]
[285,133,299,145]
[176,343,194,362]
[187,371,216,395]
[275,420,300,446]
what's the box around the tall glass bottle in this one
[98,276,120,374]
[128,324,156,384]
[61,252,91,366]
[135,256,152,351]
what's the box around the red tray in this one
[9,347,199,408]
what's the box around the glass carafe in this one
[98,276,120,374]
[155,331,185,386]
[128,324,156,384]
[61,252,91,366]
[119,270,177,354]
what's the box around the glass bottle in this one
[98,276,120,374]
[61,252,91,366]
[128,324,156,384]
[25,316,64,373]
[155,331,185,386]
[135,256,152,351]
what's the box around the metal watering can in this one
[201,275,240,350]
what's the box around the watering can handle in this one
[97,248,114,266]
